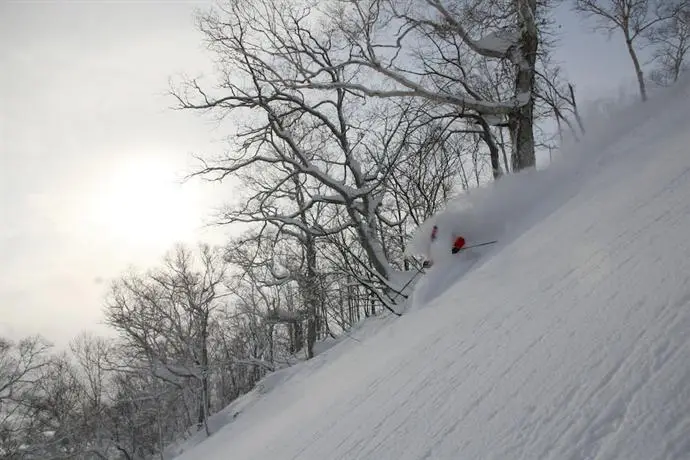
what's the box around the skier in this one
[422,224,466,268]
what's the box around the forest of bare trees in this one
[2,0,687,458]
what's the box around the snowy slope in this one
[174,79,690,460]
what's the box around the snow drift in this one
[173,77,690,460]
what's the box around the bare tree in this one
[104,243,229,436]
[105,366,172,460]
[573,0,679,101]
[0,336,52,458]
[224,231,316,358]
[172,1,433,307]
[175,35,391,281]
[23,353,84,458]
[70,333,110,419]
[69,333,117,458]
[648,0,690,86]
[535,62,585,142]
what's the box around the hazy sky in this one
[1,0,640,346]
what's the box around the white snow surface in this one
[174,79,690,460]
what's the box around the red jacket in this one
[452,236,466,253]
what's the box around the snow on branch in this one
[474,30,521,57]
[425,0,519,58]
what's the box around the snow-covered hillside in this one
[172,79,690,460]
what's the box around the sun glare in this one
[89,154,199,252]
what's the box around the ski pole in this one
[389,264,425,305]
[457,240,498,251]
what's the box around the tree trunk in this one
[306,317,316,359]
[475,116,502,179]
[569,83,586,135]
[302,235,320,359]
[291,172,321,359]
[267,323,274,366]
[511,0,538,171]
[197,314,211,435]
[349,205,390,281]
[625,37,647,102]
[291,322,304,354]
[197,376,210,435]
